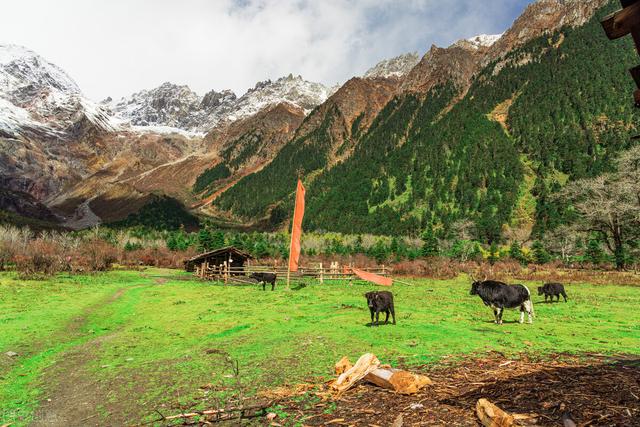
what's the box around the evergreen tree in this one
[531,240,551,264]
[585,238,605,265]
[509,241,527,265]
[488,242,499,265]
[421,225,439,257]
[212,231,226,248]
[198,229,214,251]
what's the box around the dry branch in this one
[161,400,273,422]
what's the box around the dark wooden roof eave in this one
[185,246,253,264]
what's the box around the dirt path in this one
[31,285,146,427]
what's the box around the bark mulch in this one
[274,353,640,426]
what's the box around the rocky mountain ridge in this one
[106,74,332,133]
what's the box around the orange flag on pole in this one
[352,268,393,287]
[288,179,306,272]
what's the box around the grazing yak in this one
[470,280,534,324]
[249,272,277,291]
[538,282,567,303]
[364,291,396,326]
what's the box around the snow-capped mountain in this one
[105,83,237,134]
[106,74,332,133]
[225,74,332,122]
[0,44,118,139]
[463,34,503,49]
[363,53,420,79]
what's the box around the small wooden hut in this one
[184,246,253,279]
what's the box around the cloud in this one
[0,0,532,100]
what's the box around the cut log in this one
[332,353,380,393]
[364,368,433,394]
[476,398,514,427]
[601,2,640,40]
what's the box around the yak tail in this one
[523,285,535,317]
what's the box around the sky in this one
[0,0,533,101]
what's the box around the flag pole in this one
[287,182,299,290]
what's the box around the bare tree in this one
[558,146,640,269]
[546,225,582,262]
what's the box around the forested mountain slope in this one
[213,0,639,242]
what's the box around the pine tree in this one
[531,240,551,264]
[212,231,226,248]
[488,242,499,265]
[421,225,439,257]
[198,229,214,251]
[509,241,527,265]
[585,238,604,265]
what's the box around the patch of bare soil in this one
[276,354,640,426]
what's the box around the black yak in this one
[364,291,396,326]
[538,282,568,303]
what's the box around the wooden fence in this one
[193,261,390,285]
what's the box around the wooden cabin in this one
[184,246,253,279]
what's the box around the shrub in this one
[14,239,65,278]
[80,239,119,271]
[124,241,143,252]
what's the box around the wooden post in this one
[223,261,228,285]
[319,262,324,284]
[200,262,206,278]
[382,264,386,276]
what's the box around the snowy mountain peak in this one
[454,33,503,51]
[466,34,503,48]
[364,53,421,79]
[105,83,235,133]
[228,74,331,122]
[106,74,330,132]
[0,44,81,103]
[0,44,119,138]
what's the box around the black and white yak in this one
[470,280,534,324]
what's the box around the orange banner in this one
[288,179,306,272]
[352,268,393,287]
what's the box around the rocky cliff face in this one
[486,0,610,65]
[401,42,490,94]
[106,83,237,133]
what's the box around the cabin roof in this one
[186,246,253,264]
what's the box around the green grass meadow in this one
[1,268,639,424]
